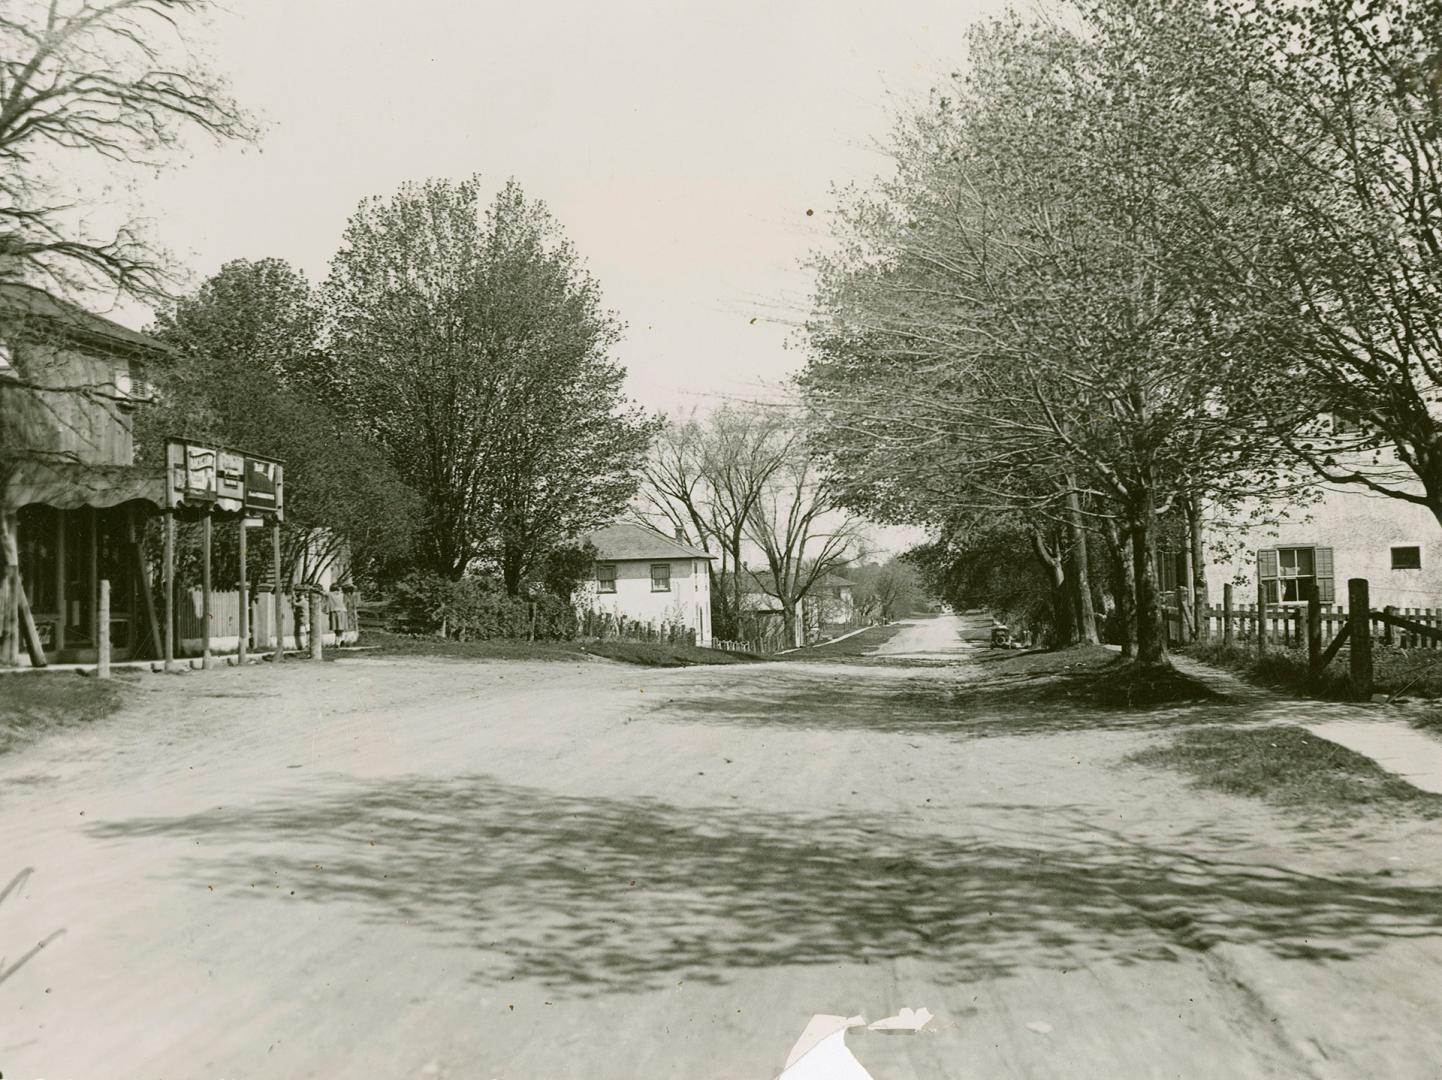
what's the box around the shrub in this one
[387,573,577,641]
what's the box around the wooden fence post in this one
[201,510,212,670]
[271,520,284,663]
[1307,590,1321,673]
[310,591,324,661]
[1348,578,1372,700]
[1223,584,1234,646]
[97,578,111,679]
[1383,605,1395,647]
[237,518,249,665]
[163,513,175,672]
[1257,580,1267,655]
[1176,587,1191,644]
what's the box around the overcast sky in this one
[132,0,1009,415]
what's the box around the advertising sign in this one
[167,439,217,506]
[164,438,283,518]
[243,456,284,520]
[217,450,246,505]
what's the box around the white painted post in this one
[310,591,324,661]
[97,578,111,679]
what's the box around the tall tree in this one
[324,177,655,589]
[804,11,1292,662]
[140,259,418,584]
[744,439,865,647]
[1121,0,1442,525]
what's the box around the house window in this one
[1258,545,1334,604]
[650,563,671,592]
[596,564,617,593]
[1392,546,1422,570]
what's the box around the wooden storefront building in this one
[2,285,168,666]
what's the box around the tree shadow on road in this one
[654,664,1239,740]
[88,777,1442,995]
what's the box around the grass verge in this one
[1130,724,1442,817]
[354,630,762,667]
[0,673,129,755]
[1180,638,1442,702]
[965,645,1221,709]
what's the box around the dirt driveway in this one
[3,617,1441,1079]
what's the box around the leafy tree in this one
[852,558,924,623]
[324,177,655,590]
[139,259,418,586]
[804,10,1294,662]
[537,540,597,600]
[1127,0,1442,525]
[744,438,866,647]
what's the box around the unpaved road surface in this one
[3,616,1442,1079]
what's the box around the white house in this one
[577,523,715,646]
[1204,455,1442,613]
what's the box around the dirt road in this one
[3,618,1441,1079]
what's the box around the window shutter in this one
[1257,548,1278,580]
[1314,546,1335,603]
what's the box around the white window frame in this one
[650,563,672,592]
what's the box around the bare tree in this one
[745,443,865,647]
[0,0,251,299]
[636,403,790,637]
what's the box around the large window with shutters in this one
[1258,546,1334,604]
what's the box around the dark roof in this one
[0,283,167,357]
[585,522,715,561]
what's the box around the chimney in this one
[675,526,687,543]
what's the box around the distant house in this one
[577,522,715,646]
[809,572,857,627]
[728,568,861,647]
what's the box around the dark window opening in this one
[1392,546,1422,570]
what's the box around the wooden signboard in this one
[165,439,283,519]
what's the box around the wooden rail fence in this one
[1163,578,1442,700]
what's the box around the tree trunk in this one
[1031,526,1075,648]
[1129,492,1167,664]
[1104,520,1137,659]
[780,598,800,648]
[1065,487,1100,645]
[1187,494,1208,634]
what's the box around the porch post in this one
[87,506,97,649]
[54,508,66,654]
[237,517,249,665]
[201,510,212,669]
[163,513,175,672]
[271,518,284,663]
[1,510,18,666]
